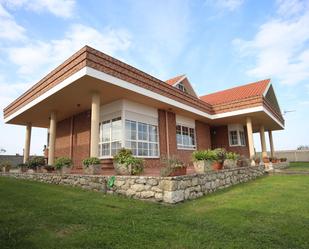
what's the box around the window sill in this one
[229,144,246,147]
[177,147,196,151]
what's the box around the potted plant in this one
[43,165,55,173]
[113,148,144,175]
[224,152,239,169]
[263,157,270,163]
[17,163,28,173]
[27,156,46,172]
[237,155,251,167]
[82,157,101,175]
[271,157,278,163]
[0,160,11,172]
[160,156,186,177]
[54,157,72,174]
[280,157,287,162]
[212,148,226,170]
[192,150,216,173]
[252,156,261,165]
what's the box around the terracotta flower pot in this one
[168,167,187,176]
[212,162,223,170]
[263,157,270,163]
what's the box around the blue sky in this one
[0,0,309,155]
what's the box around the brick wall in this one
[210,125,249,157]
[54,109,213,169]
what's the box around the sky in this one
[0,0,309,155]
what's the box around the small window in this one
[228,126,246,147]
[176,83,187,93]
[176,124,196,149]
[229,130,238,145]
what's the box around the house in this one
[3,46,284,169]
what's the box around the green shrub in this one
[192,150,217,161]
[82,157,101,167]
[113,148,144,175]
[0,160,12,171]
[54,157,72,169]
[126,157,144,175]
[113,148,133,164]
[160,156,186,177]
[161,155,185,168]
[27,156,45,169]
[213,148,227,163]
[226,152,239,160]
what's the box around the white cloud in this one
[276,0,306,17]
[7,24,132,76]
[233,2,309,85]
[1,0,76,18]
[0,3,26,40]
[206,0,244,11]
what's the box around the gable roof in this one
[200,79,270,105]
[165,74,186,86]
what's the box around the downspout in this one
[70,116,74,159]
[165,110,170,159]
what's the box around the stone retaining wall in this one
[0,165,265,204]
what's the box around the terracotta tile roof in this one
[200,79,270,105]
[165,74,185,85]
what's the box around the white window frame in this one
[125,119,160,158]
[99,117,122,158]
[176,124,196,150]
[228,124,246,147]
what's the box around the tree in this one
[297,145,309,150]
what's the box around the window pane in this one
[102,143,110,156]
[149,125,157,142]
[102,121,111,142]
[149,143,158,156]
[138,122,148,141]
[111,118,121,141]
[189,128,195,146]
[229,131,238,145]
[239,131,246,146]
[126,141,137,156]
[138,142,148,156]
[111,141,121,156]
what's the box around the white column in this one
[269,130,274,158]
[23,123,32,163]
[260,125,267,158]
[90,92,100,157]
[48,112,56,165]
[246,117,255,165]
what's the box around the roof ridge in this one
[200,79,270,98]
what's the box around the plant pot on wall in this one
[113,162,130,175]
[84,164,102,175]
[223,159,237,169]
[193,160,213,173]
[160,165,187,177]
[263,157,270,163]
[212,162,223,170]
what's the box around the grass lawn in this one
[0,176,308,249]
[286,162,309,171]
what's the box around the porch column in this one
[259,125,267,158]
[48,112,56,165]
[246,117,255,164]
[23,123,32,163]
[269,130,275,158]
[90,92,100,157]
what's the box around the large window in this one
[176,125,196,149]
[99,117,122,157]
[125,120,159,157]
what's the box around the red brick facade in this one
[53,108,250,169]
[55,109,213,169]
[210,126,250,157]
